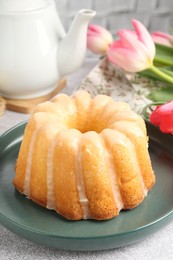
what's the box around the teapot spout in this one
[58,9,96,77]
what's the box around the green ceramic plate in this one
[0,121,173,251]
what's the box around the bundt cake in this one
[13,90,155,220]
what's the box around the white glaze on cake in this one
[100,134,124,211]
[74,132,91,219]
[23,130,38,197]
[14,90,155,221]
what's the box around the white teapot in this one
[0,0,95,99]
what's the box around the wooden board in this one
[4,78,66,114]
[0,96,6,117]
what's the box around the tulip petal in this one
[132,19,155,59]
[118,30,141,50]
[87,24,113,54]
[88,25,113,42]
[153,37,172,47]
[150,106,162,126]
[107,19,156,72]
[117,30,152,61]
[110,40,123,48]
[107,45,151,72]
[107,41,147,66]
[151,32,173,47]
[160,114,173,133]
[158,100,173,113]
[150,101,173,133]
[87,36,109,54]
[152,31,173,41]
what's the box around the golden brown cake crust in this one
[13,90,155,220]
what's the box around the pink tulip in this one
[151,32,173,47]
[107,19,156,72]
[150,101,173,133]
[87,25,113,54]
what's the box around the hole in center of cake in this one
[71,116,108,134]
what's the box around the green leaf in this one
[138,68,173,84]
[154,44,173,66]
[155,43,173,56]
[154,54,173,66]
[141,102,165,121]
[147,86,173,102]
[139,67,173,85]
[138,69,162,81]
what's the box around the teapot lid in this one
[0,0,54,13]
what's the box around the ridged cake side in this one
[13,90,155,220]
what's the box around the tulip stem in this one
[150,65,173,85]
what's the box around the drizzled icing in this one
[23,130,38,196]
[47,129,91,219]
[20,90,152,220]
[100,136,124,211]
[109,124,148,197]
[75,138,91,219]
[46,141,56,210]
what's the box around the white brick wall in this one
[55,0,173,34]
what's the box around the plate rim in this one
[1,121,173,248]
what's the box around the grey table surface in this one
[0,58,173,260]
